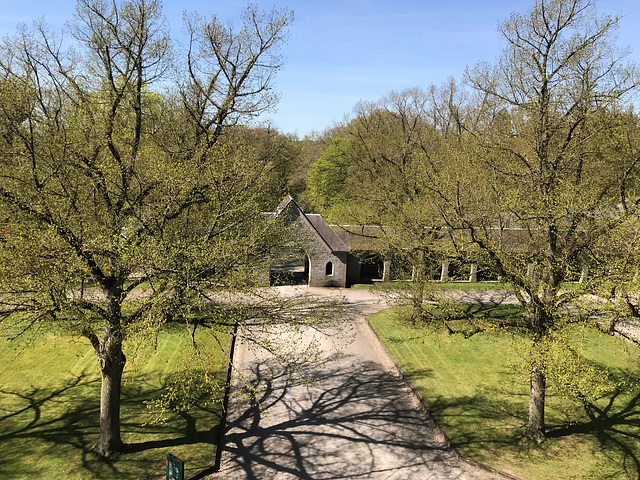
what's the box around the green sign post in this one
[166,453,184,480]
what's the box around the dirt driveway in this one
[206,286,514,480]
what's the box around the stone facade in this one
[273,196,350,287]
[271,197,595,286]
[269,198,496,287]
[270,197,390,288]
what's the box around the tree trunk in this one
[94,345,126,456]
[523,303,549,444]
[93,284,126,457]
[524,365,546,443]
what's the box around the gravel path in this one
[206,287,513,480]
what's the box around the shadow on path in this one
[216,355,471,480]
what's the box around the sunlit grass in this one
[353,280,587,291]
[352,281,511,290]
[0,323,229,480]
[369,306,640,480]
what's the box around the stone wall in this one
[308,251,348,287]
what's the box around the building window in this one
[325,261,333,276]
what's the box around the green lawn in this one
[429,281,513,291]
[369,306,640,480]
[0,324,229,480]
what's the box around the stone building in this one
[269,196,388,287]
[268,197,594,287]
[268,197,513,287]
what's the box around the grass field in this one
[353,281,512,291]
[0,324,229,480]
[369,306,640,480]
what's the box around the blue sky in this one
[1,0,639,136]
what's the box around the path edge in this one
[214,321,239,471]
[361,313,522,480]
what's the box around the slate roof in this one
[270,196,351,253]
[270,197,596,257]
[273,195,295,216]
[305,214,350,252]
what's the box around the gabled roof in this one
[305,214,349,252]
[271,196,350,253]
[274,195,296,216]
[330,224,387,251]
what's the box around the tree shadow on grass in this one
[216,355,470,479]
[423,381,640,480]
[425,389,529,453]
[547,388,640,480]
[0,371,221,480]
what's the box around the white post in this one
[440,261,450,282]
[469,264,478,283]
[579,265,588,284]
[382,259,391,282]
[527,262,535,280]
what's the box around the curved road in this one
[207,286,514,480]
